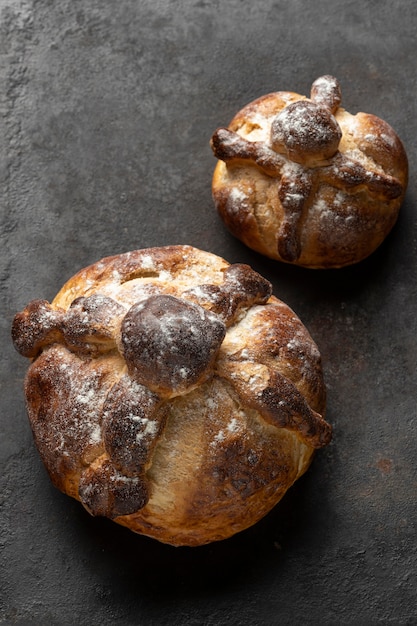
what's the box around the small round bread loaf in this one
[12,245,331,546]
[211,75,408,268]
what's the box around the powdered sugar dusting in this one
[127,415,159,442]
[230,187,248,203]
[227,418,240,433]
[75,381,96,406]
[140,255,156,270]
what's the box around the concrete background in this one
[1,0,416,624]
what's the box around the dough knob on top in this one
[120,294,226,396]
[271,100,342,165]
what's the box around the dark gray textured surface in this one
[1,1,416,624]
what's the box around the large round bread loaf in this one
[12,245,331,545]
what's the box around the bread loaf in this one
[12,245,331,545]
[211,75,408,268]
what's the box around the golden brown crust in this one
[12,245,331,545]
[211,76,408,268]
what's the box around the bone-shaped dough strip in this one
[211,127,286,177]
[218,360,331,449]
